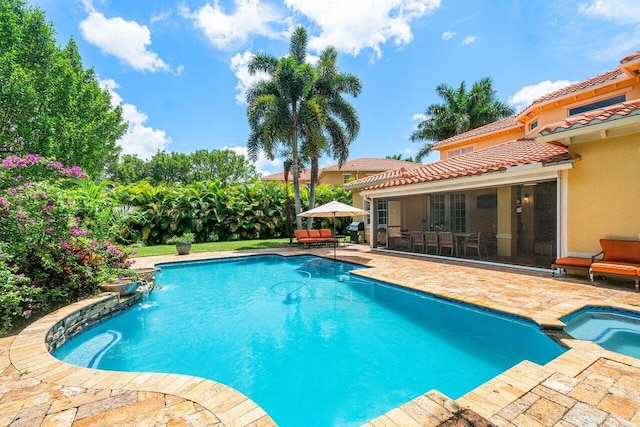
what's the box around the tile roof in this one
[530,69,624,106]
[261,158,421,181]
[620,51,640,64]
[431,115,520,148]
[262,168,311,181]
[320,157,422,172]
[344,167,423,189]
[357,139,575,191]
[539,99,640,136]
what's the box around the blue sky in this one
[30,0,640,175]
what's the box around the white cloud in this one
[462,35,476,45]
[441,31,456,40]
[284,0,441,58]
[79,12,170,72]
[181,0,283,50]
[412,112,427,122]
[579,0,640,25]
[101,79,171,160]
[223,145,281,176]
[150,11,170,24]
[230,51,271,105]
[508,80,575,112]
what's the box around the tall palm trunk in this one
[291,110,303,230]
[307,154,319,230]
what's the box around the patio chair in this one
[438,232,454,256]
[399,229,411,251]
[411,231,425,253]
[425,231,438,255]
[463,231,485,258]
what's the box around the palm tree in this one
[411,77,514,161]
[303,46,361,215]
[246,27,321,230]
[385,154,415,162]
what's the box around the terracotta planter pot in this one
[175,241,192,255]
[99,280,141,296]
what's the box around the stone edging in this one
[9,292,276,426]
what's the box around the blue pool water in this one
[54,255,564,426]
[562,307,640,359]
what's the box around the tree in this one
[189,149,259,185]
[386,154,415,162]
[105,149,260,185]
[411,77,514,161]
[303,46,361,217]
[246,26,321,230]
[0,0,126,175]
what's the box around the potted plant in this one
[166,232,195,255]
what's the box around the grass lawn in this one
[128,238,292,257]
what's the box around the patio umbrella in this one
[297,200,369,259]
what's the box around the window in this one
[569,94,625,116]
[377,200,388,226]
[429,194,445,230]
[364,199,371,225]
[529,120,538,130]
[447,146,473,158]
[450,194,466,232]
[343,174,351,183]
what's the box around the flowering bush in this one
[0,154,88,190]
[0,257,39,335]
[0,155,135,335]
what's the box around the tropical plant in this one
[166,232,195,244]
[411,77,514,161]
[246,26,320,230]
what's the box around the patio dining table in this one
[452,232,471,256]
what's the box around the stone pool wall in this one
[45,291,145,352]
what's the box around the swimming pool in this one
[562,306,640,359]
[54,255,565,426]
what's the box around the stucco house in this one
[345,51,640,268]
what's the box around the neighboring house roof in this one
[431,115,520,148]
[261,158,421,182]
[539,99,640,136]
[530,69,624,106]
[262,168,311,181]
[319,157,421,172]
[357,139,575,191]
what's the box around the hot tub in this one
[562,307,640,359]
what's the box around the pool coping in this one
[7,247,640,426]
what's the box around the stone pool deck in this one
[2,244,640,426]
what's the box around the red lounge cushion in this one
[308,229,321,238]
[591,261,640,276]
[319,229,333,238]
[553,257,592,268]
[294,229,310,240]
[600,239,640,264]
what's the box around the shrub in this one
[0,155,135,335]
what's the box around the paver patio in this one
[2,244,640,426]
